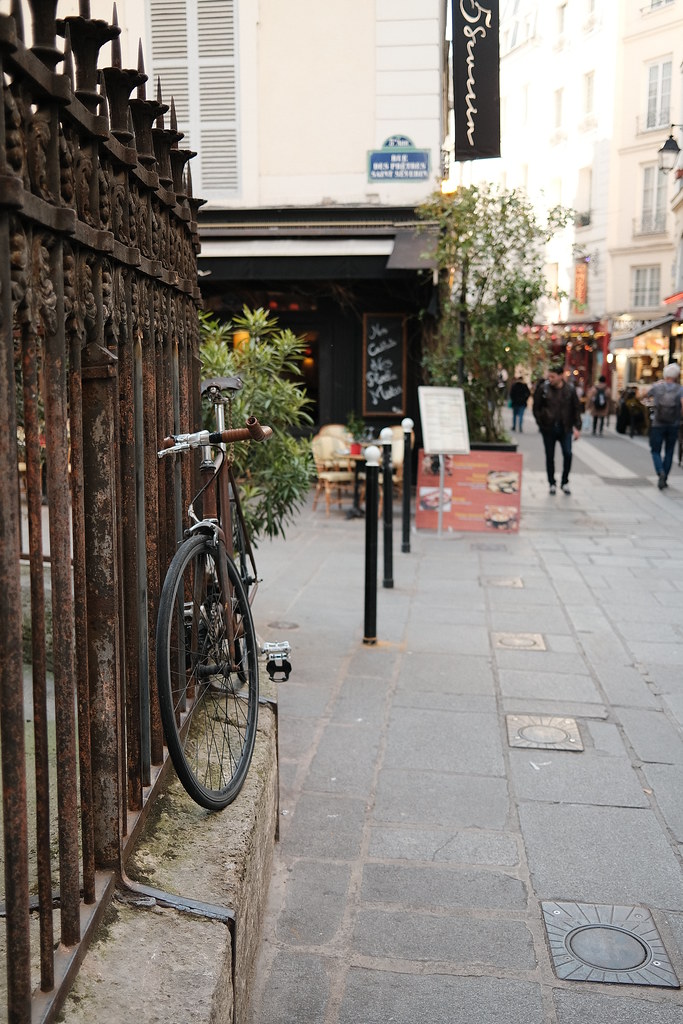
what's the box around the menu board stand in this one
[416,387,522,536]
[418,387,470,537]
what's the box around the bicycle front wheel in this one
[156,533,259,809]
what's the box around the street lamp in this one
[658,125,683,174]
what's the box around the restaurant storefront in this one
[608,314,682,392]
[196,206,437,435]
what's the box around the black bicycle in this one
[156,376,289,809]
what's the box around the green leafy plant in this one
[345,410,366,442]
[417,184,572,442]
[199,307,314,541]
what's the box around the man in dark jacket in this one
[533,366,582,495]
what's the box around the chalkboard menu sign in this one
[362,313,406,416]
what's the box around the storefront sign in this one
[452,0,501,160]
[415,448,522,533]
[573,262,588,312]
[362,314,406,415]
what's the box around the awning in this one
[633,314,675,336]
[609,314,675,352]
[386,227,438,270]
[198,238,394,259]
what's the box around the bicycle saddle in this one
[201,375,243,396]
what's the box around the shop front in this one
[608,314,680,393]
[525,320,611,393]
[196,206,437,438]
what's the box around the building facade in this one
[607,0,683,390]
[454,0,683,394]
[144,0,448,430]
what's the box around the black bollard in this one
[401,417,413,553]
[363,445,381,644]
[380,427,394,589]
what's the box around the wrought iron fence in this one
[0,3,202,1020]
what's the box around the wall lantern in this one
[658,125,683,173]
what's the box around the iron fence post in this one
[82,341,123,871]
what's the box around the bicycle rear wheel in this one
[156,533,259,809]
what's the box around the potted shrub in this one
[199,307,314,541]
[346,411,366,455]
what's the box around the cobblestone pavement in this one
[248,421,683,1024]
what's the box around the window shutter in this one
[149,0,239,198]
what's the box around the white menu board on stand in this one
[418,386,470,455]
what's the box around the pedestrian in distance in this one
[532,365,582,496]
[509,376,531,433]
[587,375,609,435]
[647,362,683,490]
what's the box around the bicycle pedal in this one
[261,641,292,681]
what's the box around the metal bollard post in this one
[401,417,414,553]
[379,427,394,588]
[363,445,381,644]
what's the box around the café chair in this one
[318,423,353,447]
[311,434,355,516]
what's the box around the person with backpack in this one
[532,365,582,495]
[647,362,683,490]
[509,375,531,432]
[587,375,609,435]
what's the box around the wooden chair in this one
[386,425,414,497]
[318,423,353,447]
[360,427,414,514]
[311,434,354,516]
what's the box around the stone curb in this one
[59,701,278,1024]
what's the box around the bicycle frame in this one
[198,392,258,603]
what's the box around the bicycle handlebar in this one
[158,416,272,457]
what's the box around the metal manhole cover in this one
[484,577,524,589]
[507,715,583,750]
[492,632,546,651]
[542,902,679,987]
[266,621,299,630]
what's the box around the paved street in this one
[248,416,683,1024]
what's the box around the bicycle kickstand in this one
[261,641,292,681]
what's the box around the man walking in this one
[647,362,683,490]
[533,366,582,495]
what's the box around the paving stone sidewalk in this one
[248,431,683,1024]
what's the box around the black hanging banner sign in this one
[452,0,501,161]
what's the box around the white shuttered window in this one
[149,0,239,199]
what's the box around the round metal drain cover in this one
[520,723,569,744]
[567,926,649,971]
[542,901,679,987]
[267,621,299,630]
[493,632,545,650]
